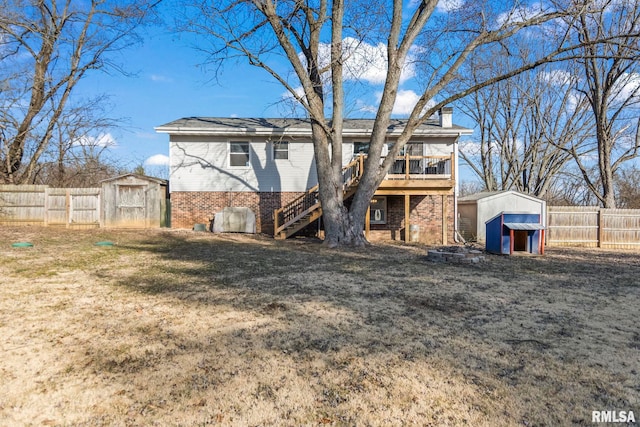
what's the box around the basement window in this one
[370,197,387,224]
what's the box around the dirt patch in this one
[0,226,638,425]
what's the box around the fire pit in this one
[426,246,486,264]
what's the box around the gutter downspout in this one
[454,133,461,243]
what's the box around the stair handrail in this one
[274,156,363,236]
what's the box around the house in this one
[155,110,472,244]
[457,190,547,242]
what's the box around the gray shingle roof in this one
[155,117,471,136]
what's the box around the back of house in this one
[155,114,471,244]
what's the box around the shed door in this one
[116,185,146,227]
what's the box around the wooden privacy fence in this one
[0,185,101,228]
[546,206,640,249]
[0,177,169,229]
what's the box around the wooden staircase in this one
[273,156,364,240]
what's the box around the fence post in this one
[44,187,49,226]
[66,189,71,228]
[597,208,603,248]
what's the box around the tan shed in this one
[100,174,169,228]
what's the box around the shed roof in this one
[155,117,472,138]
[100,173,168,185]
[503,222,545,230]
[458,190,544,203]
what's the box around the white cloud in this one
[538,69,577,86]
[436,0,465,13]
[360,89,435,116]
[73,133,117,148]
[459,138,501,157]
[389,90,421,115]
[458,139,482,156]
[144,154,170,166]
[496,2,546,28]
[282,86,306,101]
[612,72,640,103]
[565,91,583,113]
[301,37,416,86]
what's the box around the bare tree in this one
[28,95,123,187]
[564,0,640,207]
[179,0,626,246]
[545,166,601,206]
[459,55,594,198]
[0,0,159,185]
[615,165,640,208]
[458,179,486,197]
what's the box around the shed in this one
[101,174,169,228]
[485,212,545,255]
[458,191,546,242]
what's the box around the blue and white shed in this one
[458,191,546,242]
[485,212,545,255]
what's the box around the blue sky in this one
[70,0,640,184]
[79,27,297,173]
[76,1,480,178]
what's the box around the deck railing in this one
[384,154,454,180]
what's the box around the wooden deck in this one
[273,153,456,240]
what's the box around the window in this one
[230,142,250,167]
[273,141,289,160]
[370,197,387,224]
[354,142,369,155]
[400,142,423,155]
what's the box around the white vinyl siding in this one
[169,136,457,193]
[170,136,318,192]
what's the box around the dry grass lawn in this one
[0,226,638,426]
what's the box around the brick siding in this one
[170,191,304,234]
[369,194,455,245]
[171,191,454,244]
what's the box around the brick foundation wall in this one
[369,194,455,245]
[171,191,454,244]
[170,191,304,234]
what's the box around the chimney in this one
[439,107,453,128]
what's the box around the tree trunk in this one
[599,145,617,208]
[322,203,368,248]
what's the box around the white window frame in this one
[229,141,250,168]
[273,140,289,160]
